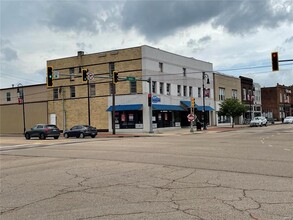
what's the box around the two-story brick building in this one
[47,45,215,133]
[261,84,293,120]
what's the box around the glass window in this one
[70,86,75,98]
[160,82,164,94]
[198,87,201,98]
[90,84,96,97]
[183,86,187,96]
[152,81,157,94]
[159,62,163,72]
[189,86,193,97]
[6,92,11,101]
[130,81,137,94]
[177,85,181,96]
[69,68,74,81]
[243,88,246,100]
[232,89,237,99]
[166,83,171,95]
[53,88,58,100]
[219,88,225,101]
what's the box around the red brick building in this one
[261,84,293,121]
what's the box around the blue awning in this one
[152,104,185,111]
[180,101,198,108]
[196,106,214,111]
[106,104,143,112]
[180,101,214,111]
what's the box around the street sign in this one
[88,72,94,80]
[187,114,196,122]
[126,76,136,82]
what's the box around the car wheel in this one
[91,135,96,138]
[25,133,31,140]
[39,133,46,140]
[79,133,85,138]
[54,136,59,139]
[64,133,69,138]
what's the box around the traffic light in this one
[47,66,53,87]
[191,97,195,108]
[148,93,152,107]
[113,71,118,84]
[82,69,88,81]
[271,52,279,71]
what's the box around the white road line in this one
[0,144,31,149]
[284,149,291,151]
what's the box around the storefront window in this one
[116,111,143,129]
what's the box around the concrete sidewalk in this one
[0,122,283,139]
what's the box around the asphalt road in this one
[0,124,293,220]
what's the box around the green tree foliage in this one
[218,98,248,128]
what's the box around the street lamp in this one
[17,83,26,134]
[202,72,210,130]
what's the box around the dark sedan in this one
[64,125,98,138]
[25,124,60,140]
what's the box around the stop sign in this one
[187,114,195,122]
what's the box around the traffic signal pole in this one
[87,79,91,126]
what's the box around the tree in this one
[218,98,248,128]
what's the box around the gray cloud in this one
[121,0,293,41]
[1,47,18,61]
[284,36,293,43]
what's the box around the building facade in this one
[261,84,293,120]
[47,45,215,133]
[239,76,254,121]
[213,72,242,125]
[0,84,48,134]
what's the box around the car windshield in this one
[253,117,260,120]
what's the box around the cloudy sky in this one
[1,0,293,89]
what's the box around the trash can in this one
[196,121,202,131]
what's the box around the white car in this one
[283,116,293,124]
[250,117,267,127]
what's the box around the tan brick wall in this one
[214,74,241,100]
[47,47,143,131]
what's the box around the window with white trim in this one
[219,88,225,101]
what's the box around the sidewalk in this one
[0,122,283,139]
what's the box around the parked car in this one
[283,116,293,124]
[64,125,98,138]
[25,124,61,140]
[266,118,275,124]
[250,117,267,127]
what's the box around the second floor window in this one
[243,88,247,100]
[69,68,74,81]
[160,82,164,94]
[232,89,237,99]
[166,83,171,95]
[6,92,11,101]
[159,62,163,72]
[152,81,157,94]
[189,86,193,97]
[53,88,58,100]
[177,85,181,96]
[183,86,187,96]
[90,84,96,97]
[130,81,137,94]
[219,88,225,101]
[70,86,75,98]
[198,87,201,98]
